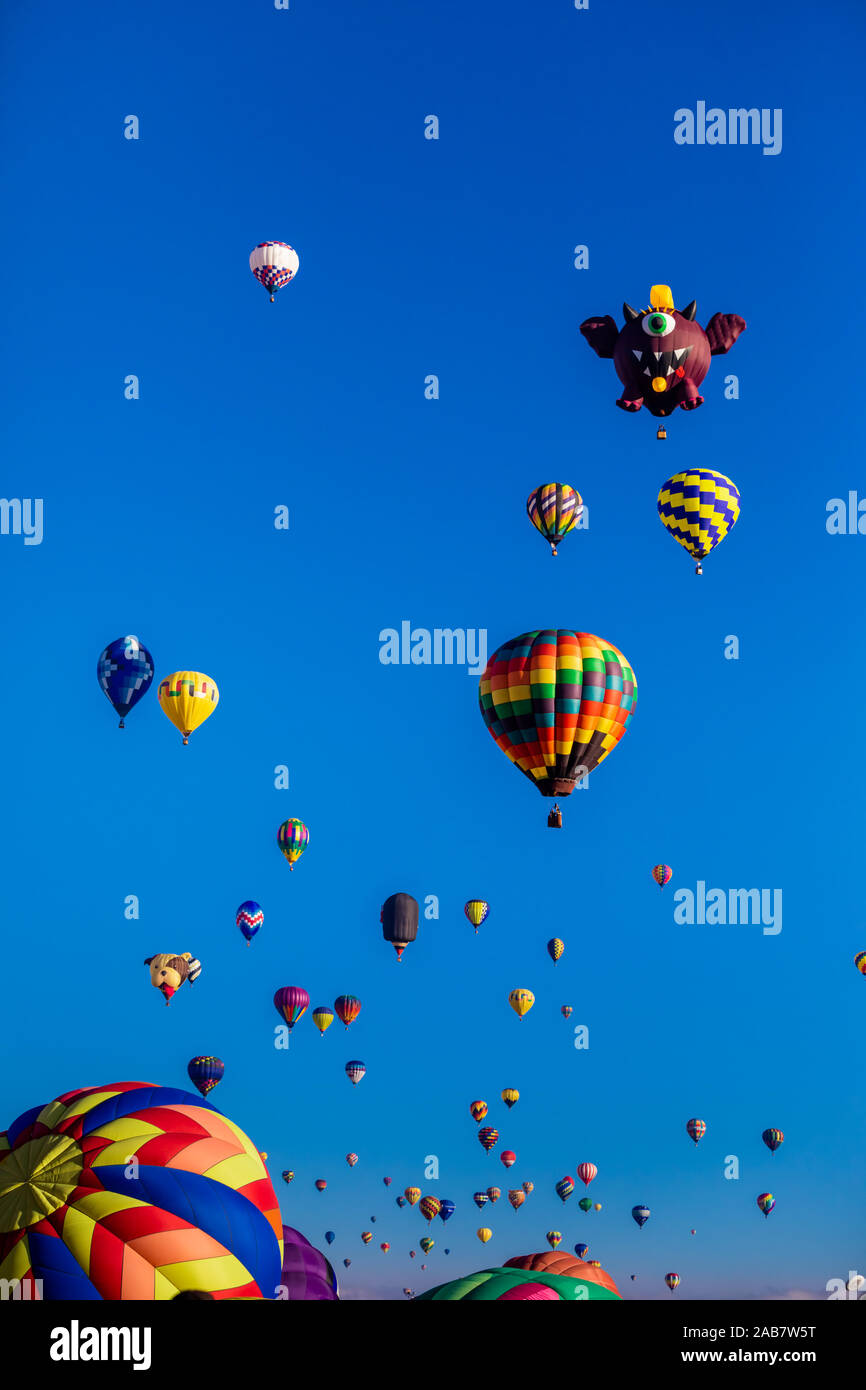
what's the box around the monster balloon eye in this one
[643,311,676,337]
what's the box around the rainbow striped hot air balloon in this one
[757,1192,775,1217]
[186,1056,224,1098]
[273,986,310,1039]
[486,1187,501,1204]
[334,995,361,1028]
[346,1153,359,1167]
[464,900,490,933]
[762,1128,784,1154]
[854,952,866,976]
[157,671,219,744]
[526,483,584,556]
[0,1081,281,1299]
[478,1127,499,1154]
[546,1231,563,1250]
[236,900,263,946]
[277,819,309,871]
[651,864,673,888]
[686,1118,707,1145]
[405,1188,421,1206]
[665,1272,680,1292]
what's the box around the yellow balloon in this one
[594,1203,602,1211]
[501,1088,519,1108]
[158,671,219,744]
[477,1227,492,1244]
[508,988,535,1020]
[312,1007,335,1036]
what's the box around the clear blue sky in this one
[1,0,864,1300]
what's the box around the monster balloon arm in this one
[579,316,618,358]
[705,313,746,355]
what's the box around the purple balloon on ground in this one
[279,1225,339,1300]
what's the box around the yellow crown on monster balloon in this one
[647,284,675,312]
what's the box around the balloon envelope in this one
[279,1225,337,1300]
[97,636,154,727]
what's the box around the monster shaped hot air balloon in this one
[665,1272,680,1292]
[312,1006,335,1037]
[250,241,299,301]
[632,1204,651,1229]
[686,1118,707,1146]
[273,986,309,1042]
[478,1127,499,1154]
[143,953,201,1006]
[158,671,219,744]
[479,630,637,826]
[464,900,490,933]
[97,635,154,729]
[757,1192,775,1217]
[334,995,361,1029]
[509,989,535,1020]
[501,1089,519,1109]
[762,1128,784,1154]
[0,1081,282,1299]
[579,284,745,420]
[381,892,419,960]
[526,483,583,556]
[470,1100,489,1123]
[236,901,263,946]
[658,470,740,575]
[277,819,309,871]
[576,1163,597,1188]
[651,864,673,889]
[547,938,565,964]
[345,1061,366,1087]
[556,1177,575,1203]
[187,1056,224,1098]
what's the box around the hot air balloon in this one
[273,986,309,1037]
[546,1231,562,1250]
[416,1252,622,1301]
[420,1237,434,1254]
[575,1243,588,1259]
[477,1229,492,1244]
[578,1198,592,1213]
[501,1089,519,1109]
[762,1128,784,1154]
[473,1192,489,1209]
[282,1170,294,1185]
[479,630,637,826]
[236,901,263,946]
[143,953,200,1005]
[500,1151,516,1170]
[277,819,309,871]
[403,1287,412,1296]
[439,1200,455,1223]
[157,671,218,744]
[658,470,741,575]
[508,989,535,1020]
[344,1259,351,1268]
[561,1006,573,1019]
[419,1196,441,1223]
[405,1188,421,1207]
[409,1250,416,1258]
[381,892,419,960]
[325,1231,335,1245]
[314,1180,327,1193]
[686,1118,706,1145]
[632,1204,650,1229]
[576,1163,597,1188]
[855,952,866,976]
[665,1272,680,1292]
[547,938,565,964]
[250,241,299,301]
[470,1100,489,1122]
[346,1153,359,1168]
[526,483,583,556]
[486,1187,501,1205]
[345,1061,366,1086]
[312,1007,335,1037]
[0,1081,282,1299]
[380,1243,390,1253]
[97,636,154,729]
[651,864,673,888]
[464,900,490,933]
[508,1189,525,1210]
[593,1203,602,1212]
[522,1181,534,1195]
[186,1056,224,1098]
[690,1229,696,1235]
[383,1176,392,1187]
[334,995,361,1028]
[396,1196,406,1208]
[361,1232,372,1245]
[556,1177,575,1203]
[757,1192,775,1217]
[588,1260,602,1268]
[478,1127,499,1154]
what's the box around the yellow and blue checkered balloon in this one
[657,469,740,570]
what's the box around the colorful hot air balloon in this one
[361,1232,372,1245]
[420,1237,434,1254]
[143,953,200,1006]
[277,818,309,870]
[273,986,310,1035]
[508,1189,525,1210]
[578,1197,592,1213]
[419,1196,442,1223]
[632,1204,651,1229]
[334,995,361,1028]
[236,901,263,946]
[651,864,673,888]
[186,1056,224,1098]
[473,1192,489,1209]
[344,1259,351,1268]
[0,1081,282,1299]
[508,989,535,1020]
[396,1196,407,1208]
[278,1228,338,1304]
[380,1243,390,1253]
[312,1006,335,1037]
[346,1153,359,1168]
[762,1128,784,1154]
[439,1200,455,1223]
[686,1118,707,1145]
[249,241,299,301]
[464,900,490,933]
[383,1176,392,1187]
[855,951,866,976]
[526,482,583,556]
[593,1203,602,1212]
[470,1100,489,1123]
[522,1181,534,1195]
[486,1187,501,1205]
[381,892,419,960]
[345,1061,366,1086]
[561,1005,573,1019]
[97,636,154,729]
[405,1188,421,1206]
[314,1180,327,1193]
[501,1089,519,1109]
[547,938,565,964]
[500,1151,516,1170]
[576,1163,597,1187]
[479,630,638,825]
[325,1231,335,1245]
[574,1243,588,1259]
[658,470,741,575]
[416,1252,622,1301]
[757,1192,775,1217]
[478,1127,499,1154]
[477,1229,492,1244]
[546,1231,562,1250]
[665,1272,680,1292]
[556,1177,575,1203]
[157,671,218,744]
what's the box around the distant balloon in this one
[315,1180,327,1193]
[344,1259,351,1268]
[690,1229,696,1236]
[464,900,490,933]
[361,1232,372,1245]
[97,635,154,728]
[486,1188,501,1205]
[762,1128,784,1154]
[158,671,219,744]
[325,1231,335,1245]
[547,938,565,964]
[651,864,673,889]
[282,1170,294,1185]
[419,1196,441,1223]
[578,1197,593,1213]
[556,1177,575,1203]
[273,986,310,1034]
[383,1176,392,1187]
[345,1061,366,1086]
[334,995,361,1028]
[405,1188,421,1207]
[757,1192,775,1217]
[380,1243,390,1253]
[575,1243,589,1259]
[277,819,309,871]
[546,1231,562,1250]
[346,1153,359,1168]
[855,951,866,976]
[501,1088,519,1109]
[561,1006,573,1019]
[522,1181,534,1195]
[632,1204,650,1229]
[236,901,263,946]
[250,241,299,302]
[186,1056,224,1098]
[478,1127,499,1154]
[508,1189,525,1210]
[477,1229,492,1244]
[686,1118,707,1145]
[526,482,583,556]
[508,989,535,1020]
[381,892,419,961]
[396,1196,407,1208]
[473,1192,489,1209]
[470,1100,489,1123]
[593,1203,602,1212]
[312,1006,335,1037]
[665,1272,680,1292]
[439,1200,455,1223]
[576,1163,597,1188]
[500,1151,516,1170]
[420,1237,434,1254]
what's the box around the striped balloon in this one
[470,1100,489,1122]
[419,1196,441,1223]
[665,1272,680,1291]
[657,469,740,574]
[556,1176,575,1203]
[273,986,310,1031]
[762,1128,784,1154]
[473,1192,489,1209]
[757,1192,775,1217]
[486,1187,501,1204]
[526,482,583,556]
[546,1231,563,1250]
[855,952,866,976]
[346,1153,359,1167]
[576,1163,597,1187]
[312,1007,335,1037]
[334,995,362,1028]
[651,864,673,888]
[478,1127,499,1153]
[464,899,490,932]
[249,241,299,300]
[345,1061,366,1086]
